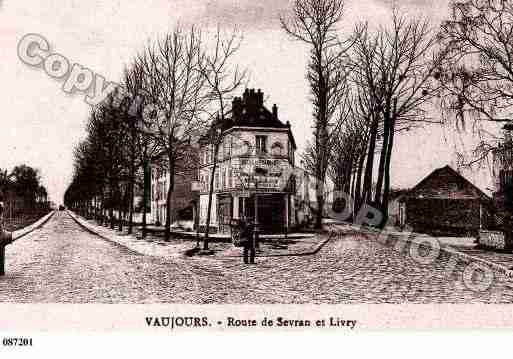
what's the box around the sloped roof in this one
[406,165,492,201]
[227,105,288,129]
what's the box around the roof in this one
[201,88,297,149]
[405,165,492,202]
[227,104,287,129]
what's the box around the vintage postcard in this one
[2,0,513,348]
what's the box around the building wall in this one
[406,197,481,235]
[197,127,295,231]
[149,145,200,226]
[404,166,493,235]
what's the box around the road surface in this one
[0,211,512,303]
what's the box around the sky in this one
[0,0,497,203]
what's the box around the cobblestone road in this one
[1,211,512,303]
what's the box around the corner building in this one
[198,89,297,234]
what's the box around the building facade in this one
[400,165,494,236]
[150,145,200,230]
[198,89,297,234]
[147,89,335,233]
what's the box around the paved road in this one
[0,211,512,303]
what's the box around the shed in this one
[402,165,494,236]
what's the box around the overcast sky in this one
[0,0,495,203]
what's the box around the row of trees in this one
[67,0,513,235]
[281,0,445,227]
[282,0,513,226]
[0,165,49,214]
[65,27,247,240]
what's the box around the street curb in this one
[345,225,513,281]
[65,211,144,256]
[68,211,335,259]
[11,210,56,242]
[220,229,335,258]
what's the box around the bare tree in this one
[121,63,146,234]
[348,11,444,221]
[437,0,513,168]
[197,28,248,250]
[138,26,208,240]
[281,0,351,229]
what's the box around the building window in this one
[215,172,219,190]
[223,138,231,159]
[271,142,283,156]
[256,135,267,154]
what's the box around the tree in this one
[281,0,351,229]
[347,11,443,222]
[437,0,513,167]
[11,164,41,208]
[197,27,248,250]
[138,26,208,240]
[66,91,132,228]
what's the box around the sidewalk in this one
[192,232,333,258]
[332,222,513,279]
[67,211,194,258]
[68,211,330,259]
[12,210,55,241]
[144,224,316,241]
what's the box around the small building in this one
[400,165,494,236]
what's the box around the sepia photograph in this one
[2,0,513,346]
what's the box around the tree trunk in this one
[374,114,391,207]
[362,119,378,208]
[109,183,115,229]
[141,158,149,239]
[381,102,397,227]
[164,154,175,241]
[204,143,219,250]
[128,119,136,235]
[354,148,366,217]
[118,185,124,232]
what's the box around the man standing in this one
[240,218,256,264]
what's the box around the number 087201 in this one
[2,338,33,346]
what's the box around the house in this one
[400,165,494,236]
[197,88,297,234]
[150,144,200,229]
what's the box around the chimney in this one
[246,88,258,113]
[257,89,263,106]
[232,97,242,119]
[272,104,278,118]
